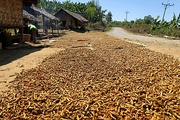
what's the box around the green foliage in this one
[61,0,77,12]
[112,14,180,39]
[106,12,112,23]
[37,0,61,15]
[144,15,154,24]
[85,1,97,22]
[85,0,106,23]
[36,0,108,31]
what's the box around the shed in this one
[55,8,88,30]
[23,6,59,35]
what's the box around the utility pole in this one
[162,0,174,22]
[125,11,130,21]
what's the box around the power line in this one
[125,11,130,21]
[162,0,174,22]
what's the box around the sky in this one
[57,0,180,22]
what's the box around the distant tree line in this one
[37,0,112,28]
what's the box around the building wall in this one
[56,10,70,21]
[0,0,23,28]
[55,10,88,29]
[65,17,76,28]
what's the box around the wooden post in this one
[14,29,17,35]
[51,20,53,35]
[43,15,49,35]
[56,20,59,34]
[42,15,45,33]
[20,28,24,43]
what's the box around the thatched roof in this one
[23,10,40,22]
[24,6,59,21]
[22,0,39,6]
[55,8,88,23]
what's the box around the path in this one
[107,27,180,61]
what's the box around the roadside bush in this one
[110,14,180,39]
[168,28,180,38]
[88,22,106,31]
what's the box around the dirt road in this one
[107,27,180,61]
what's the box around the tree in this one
[37,0,106,23]
[144,15,154,24]
[61,0,76,12]
[106,12,112,23]
[37,0,61,14]
[46,0,61,14]
[169,13,180,28]
[152,16,161,26]
[134,18,144,24]
[86,0,106,23]
[38,0,47,9]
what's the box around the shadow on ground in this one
[0,43,48,66]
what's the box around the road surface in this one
[107,27,180,61]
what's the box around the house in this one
[0,0,39,46]
[55,8,88,30]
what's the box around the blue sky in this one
[58,0,180,21]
